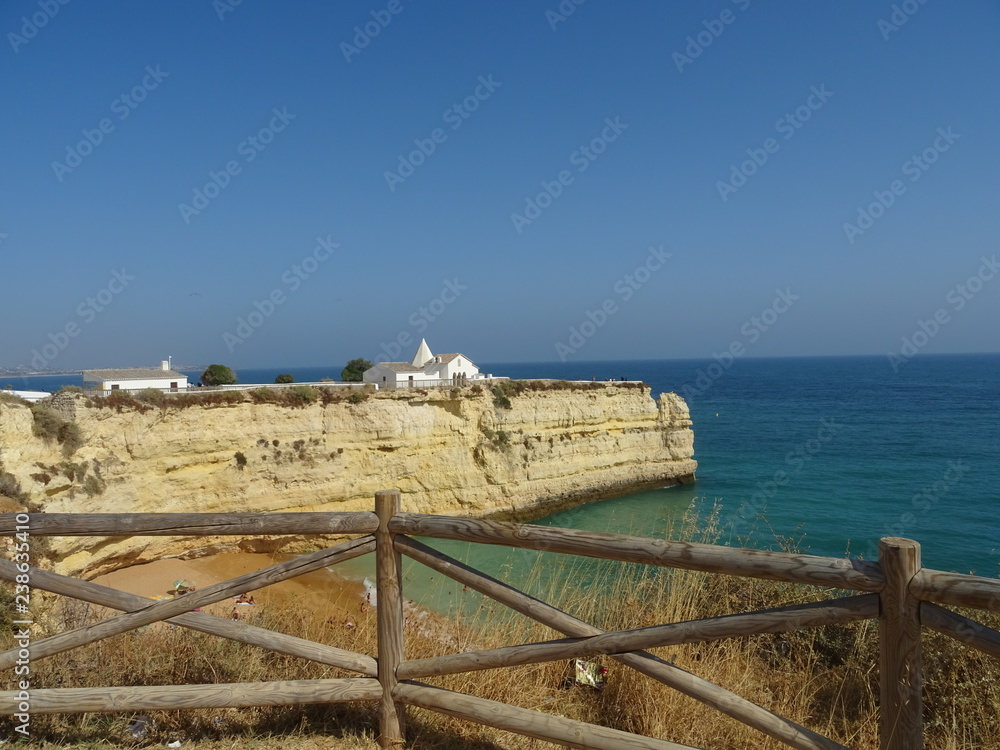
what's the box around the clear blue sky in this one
[2,1,998,370]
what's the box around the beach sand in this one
[91,550,468,650]
[92,551,369,623]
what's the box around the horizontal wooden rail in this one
[397,536,848,750]
[911,568,1000,613]
[390,513,884,592]
[0,559,376,675]
[0,536,375,670]
[398,595,878,680]
[0,511,378,536]
[4,500,984,750]
[921,602,1000,662]
[394,682,699,750]
[0,678,382,714]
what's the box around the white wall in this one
[88,377,188,391]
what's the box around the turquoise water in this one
[333,353,1000,614]
[11,354,1000,607]
[491,354,1000,573]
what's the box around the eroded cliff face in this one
[0,384,695,576]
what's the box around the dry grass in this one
[4,508,1000,749]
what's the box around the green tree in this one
[201,364,238,386]
[274,373,294,384]
[341,358,372,382]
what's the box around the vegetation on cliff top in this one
[200,364,238,386]
[83,384,378,413]
[73,380,643,416]
[341,358,372,382]
[29,403,83,455]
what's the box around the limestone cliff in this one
[0,383,695,576]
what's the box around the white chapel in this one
[363,339,484,389]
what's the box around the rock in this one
[0,383,695,577]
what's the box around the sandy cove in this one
[91,550,467,649]
[92,551,370,625]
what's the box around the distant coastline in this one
[0,370,81,378]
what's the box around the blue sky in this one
[1,0,998,370]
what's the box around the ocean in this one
[8,354,1000,608]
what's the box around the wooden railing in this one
[2,490,999,749]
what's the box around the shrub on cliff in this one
[491,381,520,409]
[201,364,238,386]
[341,358,372,382]
[29,404,83,454]
[0,470,27,503]
[274,373,295,384]
[250,388,279,404]
[81,474,106,496]
[285,386,319,406]
[135,388,169,407]
[99,391,148,412]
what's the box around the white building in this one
[83,360,188,393]
[363,339,485,389]
[1,389,50,403]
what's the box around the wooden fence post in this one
[375,490,405,747]
[878,537,923,750]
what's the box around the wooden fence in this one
[2,489,999,749]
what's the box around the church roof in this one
[434,353,474,365]
[377,362,424,373]
[410,338,433,367]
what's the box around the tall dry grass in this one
[5,506,1000,749]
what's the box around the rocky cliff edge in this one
[0,382,695,576]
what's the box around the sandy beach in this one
[92,551,370,624]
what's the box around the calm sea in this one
[10,354,1000,607]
